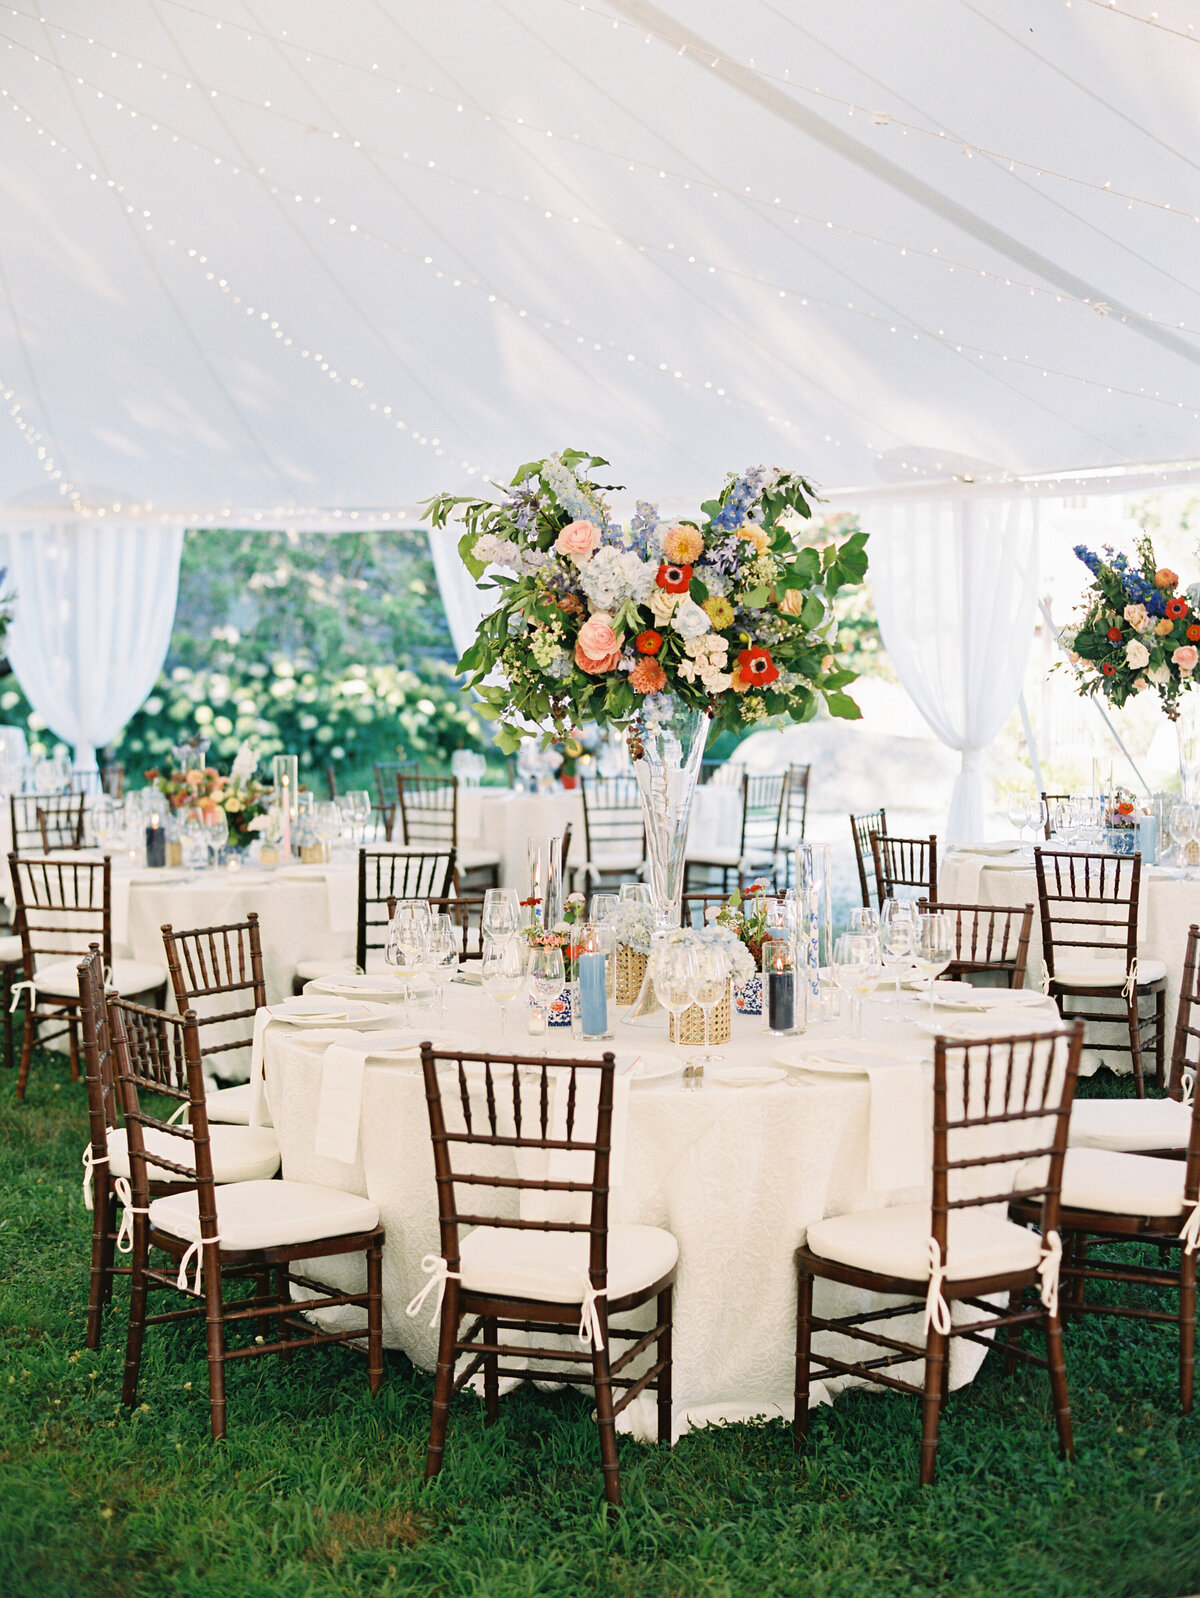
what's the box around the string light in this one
[1073,0,1199,42]
[0,374,77,500]
[7,7,1200,342]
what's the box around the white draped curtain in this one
[861,497,1039,845]
[425,526,497,661]
[0,518,183,771]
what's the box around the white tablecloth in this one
[262,983,1062,1440]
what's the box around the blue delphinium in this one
[1073,543,1165,615]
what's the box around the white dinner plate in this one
[306,974,408,999]
[270,998,395,1026]
[707,1064,788,1088]
[913,1014,1060,1041]
[629,1052,682,1082]
[773,1040,922,1076]
[952,843,1022,857]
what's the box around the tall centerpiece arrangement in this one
[427,450,868,927]
[1061,538,1200,797]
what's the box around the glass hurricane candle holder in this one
[762,934,804,1037]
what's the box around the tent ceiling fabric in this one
[0,0,1198,519]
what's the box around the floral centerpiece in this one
[427,451,867,748]
[521,891,587,1026]
[145,742,270,850]
[703,880,780,1013]
[1061,538,1200,717]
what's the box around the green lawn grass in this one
[3,1053,1199,1598]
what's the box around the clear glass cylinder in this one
[796,841,833,1005]
[630,698,710,932]
[761,933,804,1036]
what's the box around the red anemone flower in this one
[1106,626,1122,643]
[656,563,692,594]
[1101,662,1116,676]
[1166,596,1189,620]
[735,646,779,687]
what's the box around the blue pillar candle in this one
[578,947,609,1038]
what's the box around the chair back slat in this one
[850,808,886,909]
[162,913,267,1070]
[1033,848,1140,977]
[397,774,459,851]
[930,1025,1082,1255]
[420,1045,616,1287]
[356,848,456,970]
[10,792,87,852]
[871,832,937,909]
[740,772,788,861]
[681,892,727,929]
[109,997,217,1211]
[8,852,112,969]
[580,777,644,865]
[786,764,811,841]
[919,899,1033,989]
[77,946,117,1155]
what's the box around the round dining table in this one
[260,976,1063,1442]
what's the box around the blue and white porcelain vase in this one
[530,984,575,1028]
[734,973,763,1016]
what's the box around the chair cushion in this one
[103,1124,280,1185]
[1052,957,1167,988]
[1017,1147,1185,1219]
[0,934,22,965]
[685,845,743,867]
[805,1202,1042,1281]
[203,1082,273,1128]
[148,1180,379,1250]
[459,1222,678,1304]
[1069,1097,1194,1153]
[293,958,357,981]
[35,958,167,997]
[457,848,501,871]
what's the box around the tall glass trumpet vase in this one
[626,698,710,1023]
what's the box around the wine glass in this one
[1028,795,1049,844]
[1006,793,1029,846]
[313,800,341,861]
[481,937,526,1041]
[689,945,728,1074]
[90,796,118,852]
[915,912,955,1015]
[650,944,699,1074]
[422,913,459,1024]
[482,887,520,943]
[1170,803,1193,870]
[202,805,229,866]
[342,789,372,843]
[589,892,620,925]
[619,883,652,904]
[832,933,877,1039]
[880,906,915,1006]
[386,904,430,1020]
[849,906,880,938]
[527,943,566,1032]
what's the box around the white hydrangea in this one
[472,533,521,571]
[578,546,658,611]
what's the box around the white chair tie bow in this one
[577,1276,608,1352]
[1039,963,1051,997]
[112,1176,149,1254]
[1179,1200,1200,1258]
[405,1254,461,1326]
[10,977,35,1014]
[175,1236,221,1296]
[81,1144,108,1210]
[923,1237,952,1335]
[1182,1067,1195,1108]
[1122,958,1139,1001]
[1037,1229,1063,1318]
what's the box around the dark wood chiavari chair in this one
[684,770,789,894]
[415,1043,676,1506]
[162,913,271,1123]
[78,948,278,1348]
[796,1022,1083,1485]
[8,852,166,1097]
[356,847,456,974]
[918,898,1034,989]
[1041,792,1070,841]
[113,994,382,1438]
[784,764,811,843]
[427,896,485,960]
[9,791,87,852]
[578,776,645,893]
[850,808,887,910]
[1012,925,1200,1412]
[100,763,124,800]
[373,758,417,841]
[870,831,937,910]
[397,773,500,891]
[1034,847,1167,1096]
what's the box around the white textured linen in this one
[0,519,182,772]
[263,983,1060,1441]
[316,1030,426,1165]
[862,498,1038,845]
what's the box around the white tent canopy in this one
[0,0,1197,514]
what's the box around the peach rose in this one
[662,522,704,564]
[778,587,805,618]
[555,519,600,564]
[1172,644,1199,674]
[574,612,623,674]
[740,525,769,554]
[1123,603,1148,633]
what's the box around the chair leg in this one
[1181,1247,1196,1417]
[1043,1311,1075,1461]
[919,1326,948,1487]
[86,1180,112,1349]
[482,1315,499,1425]
[366,1240,383,1397]
[590,1322,622,1508]
[275,1266,293,1361]
[656,1285,673,1446]
[1155,988,1166,1093]
[1127,992,1146,1098]
[2,964,12,1071]
[15,1008,34,1099]
[121,1228,150,1409]
[1002,1289,1023,1378]
[425,1283,459,1480]
[67,1016,80,1084]
[254,1269,272,1342]
[204,1261,228,1441]
[793,1268,813,1448]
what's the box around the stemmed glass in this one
[880,899,916,1005]
[689,945,728,1075]
[849,906,880,938]
[915,912,954,1015]
[650,944,699,1077]
[1006,793,1030,846]
[342,789,372,844]
[422,913,459,1025]
[589,892,620,925]
[91,796,118,853]
[203,806,229,866]
[313,801,341,861]
[527,943,566,1033]
[481,937,526,1041]
[482,887,521,943]
[832,933,877,1039]
[386,901,431,1021]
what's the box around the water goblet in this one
[688,945,728,1076]
[386,905,430,1020]
[482,887,520,943]
[1006,793,1029,846]
[915,912,954,1015]
[650,945,699,1077]
[849,906,880,938]
[423,914,459,1025]
[832,933,877,1039]
[527,943,566,1033]
[481,937,526,1041]
[880,914,915,1006]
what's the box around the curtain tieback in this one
[1037,1230,1062,1318]
[577,1277,608,1352]
[1179,1200,1200,1258]
[81,1144,108,1211]
[406,1254,461,1326]
[112,1177,149,1254]
[924,1237,952,1335]
[176,1236,221,1296]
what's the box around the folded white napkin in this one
[315,1028,425,1163]
[861,1058,926,1191]
[249,1006,273,1129]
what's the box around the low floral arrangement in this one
[520,891,587,979]
[610,899,656,955]
[705,880,777,964]
[665,924,756,981]
[145,742,271,848]
[1061,538,1200,717]
[426,451,868,753]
